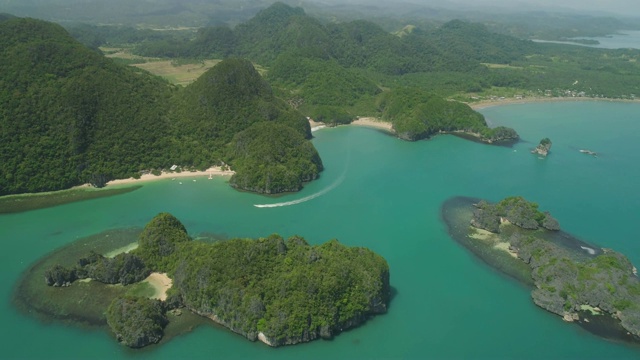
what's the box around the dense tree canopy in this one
[131,213,391,347]
[0,18,321,196]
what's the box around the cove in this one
[2,101,640,359]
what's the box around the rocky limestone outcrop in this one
[467,196,640,339]
[532,137,552,157]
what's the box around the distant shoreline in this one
[467,96,639,110]
[309,97,640,135]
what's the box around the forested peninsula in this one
[442,196,640,343]
[38,213,391,348]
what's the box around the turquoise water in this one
[571,31,640,49]
[534,30,640,49]
[2,101,640,359]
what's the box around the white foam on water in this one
[580,246,596,255]
[254,173,345,208]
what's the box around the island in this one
[442,196,640,343]
[35,213,390,348]
[532,138,552,157]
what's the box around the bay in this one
[533,30,640,49]
[1,101,639,359]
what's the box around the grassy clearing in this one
[132,59,222,86]
[481,63,524,69]
[101,47,222,86]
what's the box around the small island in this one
[532,137,552,157]
[35,213,390,348]
[442,196,640,343]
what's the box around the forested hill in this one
[0,17,174,194]
[136,2,534,75]
[0,17,322,196]
[171,58,323,193]
[126,2,530,135]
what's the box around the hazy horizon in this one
[320,0,640,17]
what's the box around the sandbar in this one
[144,272,173,301]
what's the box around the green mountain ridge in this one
[0,17,320,196]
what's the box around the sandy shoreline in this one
[144,272,173,301]
[310,117,394,133]
[351,117,394,132]
[104,166,234,187]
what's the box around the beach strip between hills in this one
[102,166,235,187]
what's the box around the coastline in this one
[105,166,235,187]
[310,117,395,133]
[351,117,394,132]
[309,97,639,136]
[467,96,639,110]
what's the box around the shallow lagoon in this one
[2,101,640,359]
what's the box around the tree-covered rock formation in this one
[532,138,552,157]
[135,212,191,270]
[227,122,323,194]
[446,196,640,341]
[43,213,391,348]
[106,295,168,348]
[166,234,389,346]
[44,251,149,287]
[471,196,559,232]
[377,88,519,143]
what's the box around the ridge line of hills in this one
[2,2,639,196]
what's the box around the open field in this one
[101,47,222,86]
[132,59,222,86]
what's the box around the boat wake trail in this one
[254,134,351,208]
[253,172,346,208]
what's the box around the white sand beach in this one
[144,272,173,301]
[351,117,394,132]
[105,166,234,187]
